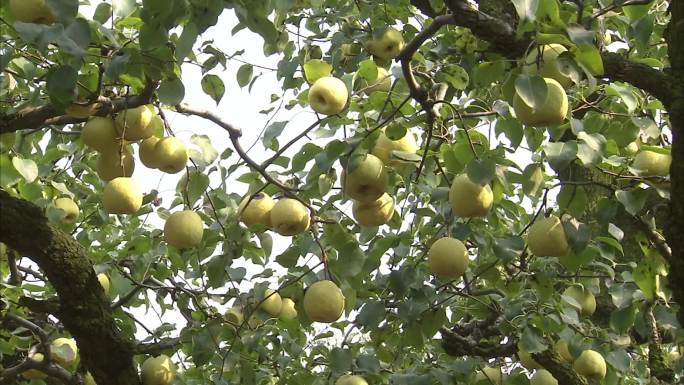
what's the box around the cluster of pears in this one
[226,289,298,327]
[517,342,606,382]
[238,193,311,236]
[512,44,573,127]
[22,337,88,381]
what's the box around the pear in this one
[81,117,119,152]
[66,102,98,118]
[115,105,156,141]
[530,369,559,385]
[356,67,392,95]
[9,0,55,24]
[475,366,504,385]
[371,127,418,165]
[141,354,177,385]
[153,136,189,174]
[335,375,368,385]
[573,350,606,380]
[527,215,569,257]
[366,27,405,60]
[139,136,162,169]
[632,150,671,176]
[563,286,596,317]
[427,237,469,279]
[50,337,78,367]
[239,192,275,228]
[308,76,349,115]
[270,198,310,236]
[513,77,569,127]
[554,340,574,363]
[102,177,143,215]
[518,348,542,369]
[448,174,494,217]
[260,289,283,316]
[163,210,204,249]
[523,44,574,89]
[352,193,394,227]
[303,280,345,323]
[96,148,135,181]
[278,298,298,320]
[52,197,79,224]
[22,352,47,380]
[226,307,244,325]
[343,153,388,203]
[97,273,110,295]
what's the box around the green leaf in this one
[93,3,112,24]
[0,155,22,187]
[236,63,253,88]
[275,247,299,268]
[190,134,219,165]
[561,217,590,254]
[356,59,378,82]
[493,236,525,262]
[514,74,548,110]
[511,0,539,21]
[158,77,185,105]
[201,74,225,104]
[466,157,496,185]
[519,327,546,353]
[329,348,352,374]
[176,23,199,62]
[610,304,637,334]
[11,158,38,183]
[303,59,332,84]
[615,189,647,215]
[356,300,385,329]
[543,141,577,171]
[46,66,78,109]
[632,256,663,301]
[495,117,523,149]
[438,64,469,90]
[263,121,287,151]
[47,0,79,23]
[574,44,604,75]
[112,0,136,18]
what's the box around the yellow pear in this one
[270,198,310,236]
[96,148,135,181]
[22,352,47,380]
[278,298,298,320]
[632,150,671,176]
[371,128,418,165]
[259,289,283,316]
[554,340,574,363]
[139,136,162,169]
[52,197,79,224]
[308,76,349,115]
[357,67,391,95]
[530,369,558,385]
[335,375,368,385]
[352,193,394,227]
[81,117,119,152]
[448,174,494,217]
[114,105,156,141]
[303,280,345,323]
[573,350,606,380]
[343,153,388,203]
[623,141,640,155]
[163,210,204,249]
[366,27,405,60]
[226,307,244,325]
[513,77,569,127]
[475,366,504,385]
[66,102,98,118]
[518,348,541,369]
[97,273,110,296]
[563,286,596,317]
[9,0,55,24]
[153,136,189,174]
[523,44,574,89]
[102,177,143,215]
[239,192,275,228]
[141,354,177,385]
[427,237,469,280]
[50,337,78,367]
[527,215,569,257]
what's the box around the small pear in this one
[573,350,606,380]
[22,353,47,380]
[81,117,119,152]
[96,148,135,181]
[50,337,78,367]
[513,77,569,127]
[428,237,469,280]
[153,136,189,174]
[102,177,143,215]
[259,289,283,316]
[371,127,418,165]
[527,215,569,257]
[139,136,162,169]
[226,307,244,325]
[308,76,349,115]
[163,210,204,249]
[530,369,558,385]
[523,44,574,89]
[343,153,388,203]
[239,192,275,228]
[270,198,310,236]
[632,150,671,176]
[9,0,55,24]
[335,375,369,385]
[52,197,79,224]
[66,102,98,118]
[448,174,493,217]
[141,354,177,385]
[278,298,298,320]
[352,193,394,227]
[563,286,596,317]
[97,273,110,295]
[303,280,345,323]
[366,27,405,60]
[554,340,574,363]
[115,105,156,141]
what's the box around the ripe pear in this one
[22,352,47,380]
[518,348,541,369]
[513,77,569,127]
[97,273,110,295]
[366,27,405,60]
[563,286,596,317]
[527,215,569,257]
[96,148,135,181]
[278,298,298,320]
[81,117,119,152]
[352,193,394,227]
[530,369,558,385]
[50,337,78,367]
[554,340,574,363]
[153,136,188,174]
[623,141,640,155]
[448,174,494,217]
[139,136,162,169]
[356,67,391,95]
[163,210,204,249]
[52,197,79,224]
[573,350,606,380]
[523,44,574,89]
[335,375,368,385]
[303,280,345,323]
[9,0,55,24]
[427,237,469,280]
[260,289,283,316]
[343,153,388,203]
[141,354,177,385]
[226,307,244,325]
[632,150,671,176]
[270,198,310,236]
[308,76,349,115]
[102,177,143,215]
[239,192,275,228]
[371,128,418,165]
[475,366,504,385]
[115,105,156,141]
